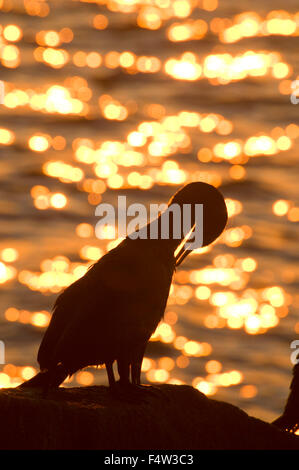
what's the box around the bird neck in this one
[125,213,183,263]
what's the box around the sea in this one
[0,0,299,424]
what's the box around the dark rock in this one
[0,384,298,450]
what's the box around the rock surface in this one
[0,384,298,450]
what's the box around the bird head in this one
[162,182,228,266]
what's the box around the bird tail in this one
[273,363,299,433]
[18,364,68,394]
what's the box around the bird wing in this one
[37,267,99,369]
[37,241,170,371]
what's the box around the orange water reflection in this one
[0,1,298,423]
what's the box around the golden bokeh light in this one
[2,0,298,417]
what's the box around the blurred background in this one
[0,0,299,423]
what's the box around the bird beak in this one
[175,224,196,267]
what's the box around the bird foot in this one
[134,384,163,395]
[109,382,160,403]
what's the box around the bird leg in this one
[131,360,160,395]
[131,360,142,386]
[117,357,131,387]
[109,358,142,402]
[106,361,134,400]
[130,344,159,390]
[105,361,116,389]
[130,341,149,386]
[130,346,162,396]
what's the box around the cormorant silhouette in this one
[20,182,228,395]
